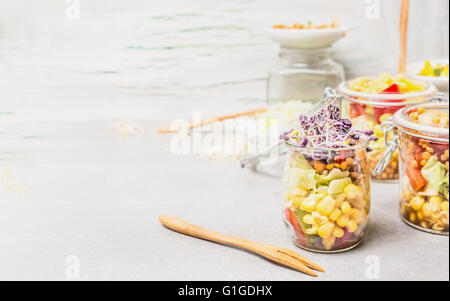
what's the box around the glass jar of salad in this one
[338,73,439,181]
[374,103,449,235]
[281,101,373,252]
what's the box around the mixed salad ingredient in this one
[281,102,373,251]
[418,61,449,77]
[348,73,425,94]
[345,73,427,180]
[273,21,338,30]
[399,107,449,234]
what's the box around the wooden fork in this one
[158,215,325,277]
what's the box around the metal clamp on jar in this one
[374,103,449,235]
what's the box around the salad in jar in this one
[280,100,375,252]
[338,73,437,181]
[399,106,449,234]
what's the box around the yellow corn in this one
[341,201,352,215]
[292,197,305,208]
[300,199,317,212]
[317,222,335,239]
[291,187,308,197]
[441,201,449,212]
[410,196,425,211]
[374,124,383,137]
[343,184,363,200]
[428,196,442,212]
[329,208,342,221]
[350,208,362,222]
[332,226,344,238]
[417,210,424,221]
[317,196,336,216]
[312,212,329,225]
[346,219,358,233]
[422,203,432,217]
[409,212,417,223]
[303,214,314,225]
[336,214,349,227]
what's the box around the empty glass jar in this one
[267,47,344,104]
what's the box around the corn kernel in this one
[336,214,349,227]
[292,197,305,208]
[440,201,449,212]
[291,187,308,197]
[422,152,431,160]
[426,147,434,153]
[303,214,314,225]
[420,160,427,166]
[379,113,393,123]
[326,163,334,170]
[343,184,363,200]
[417,211,424,220]
[317,196,336,216]
[312,212,329,225]
[409,212,417,223]
[329,208,342,221]
[410,196,425,211]
[417,107,425,114]
[340,161,348,170]
[346,219,358,233]
[351,208,362,222]
[428,196,442,212]
[317,222,335,239]
[332,227,344,238]
[422,203,432,217]
[345,158,353,165]
[374,125,383,136]
[300,199,317,212]
[341,201,352,215]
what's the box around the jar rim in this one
[337,79,437,105]
[393,103,449,141]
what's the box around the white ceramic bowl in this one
[266,26,346,49]
[408,59,449,92]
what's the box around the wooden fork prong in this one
[277,248,325,273]
[268,251,318,277]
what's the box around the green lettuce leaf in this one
[419,155,448,197]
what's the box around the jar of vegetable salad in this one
[281,100,373,252]
[374,103,449,235]
[338,73,439,181]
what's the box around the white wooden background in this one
[0,0,448,122]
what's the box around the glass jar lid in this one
[393,103,449,141]
[337,78,437,106]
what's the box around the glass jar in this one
[267,47,344,104]
[282,142,371,252]
[338,79,438,181]
[374,103,449,235]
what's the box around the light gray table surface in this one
[0,0,448,281]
